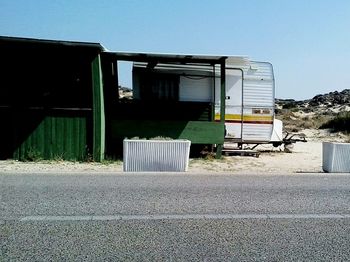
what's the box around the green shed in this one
[0,36,227,161]
[0,36,105,161]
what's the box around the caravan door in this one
[215,62,275,143]
[215,68,243,139]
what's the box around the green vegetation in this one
[23,147,43,162]
[128,136,174,140]
[282,102,297,109]
[320,112,350,133]
[276,110,332,133]
[101,155,122,165]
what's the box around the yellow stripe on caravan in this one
[214,114,273,122]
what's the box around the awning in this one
[103,51,249,65]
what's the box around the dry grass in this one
[276,110,332,133]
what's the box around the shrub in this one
[24,147,42,162]
[282,102,297,109]
[320,112,350,132]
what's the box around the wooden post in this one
[92,54,105,161]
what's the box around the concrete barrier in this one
[323,142,350,173]
[123,139,191,172]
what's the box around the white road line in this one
[19,213,350,222]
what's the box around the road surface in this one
[1,173,350,261]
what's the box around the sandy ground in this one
[0,129,348,174]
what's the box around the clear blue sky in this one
[1,0,349,100]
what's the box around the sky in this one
[1,0,349,100]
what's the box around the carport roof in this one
[103,51,249,65]
[0,36,249,65]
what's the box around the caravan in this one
[132,56,283,146]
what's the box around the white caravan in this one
[132,56,282,145]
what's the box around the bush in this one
[23,147,42,162]
[320,112,350,132]
[282,102,297,109]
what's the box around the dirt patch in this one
[0,129,347,174]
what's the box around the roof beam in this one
[103,52,227,65]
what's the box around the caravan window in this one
[139,72,179,101]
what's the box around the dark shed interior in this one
[0,36,103,160]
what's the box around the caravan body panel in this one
[242,61,274,142]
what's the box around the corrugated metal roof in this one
[0,35,104,50]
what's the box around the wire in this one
[181,74,213,80]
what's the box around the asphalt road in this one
[1,173,350,261]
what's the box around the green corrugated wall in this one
[13,116,89,161]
